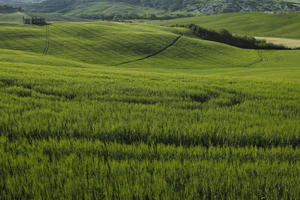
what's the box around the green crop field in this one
[0,18,300,199]
[0,12,28,23]
[150,12,300,39]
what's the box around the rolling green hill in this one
[23,0,300,20]
[0,12,29,22]
[152,12,300,38]
[0,0,43,6]
[0,5,22,13]
[0,21,261,68]
[0,21,299,199]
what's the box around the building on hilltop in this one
[23,16,46,25]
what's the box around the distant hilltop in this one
[3,0,300,20]
[0,5,23,13]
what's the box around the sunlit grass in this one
[0,20,299,199]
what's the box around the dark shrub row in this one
[177,24,289,50]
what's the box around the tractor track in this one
[244,50,264,67]
[114,35,182,66]
[43,25,50,55]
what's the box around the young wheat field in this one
[0,19,299,199]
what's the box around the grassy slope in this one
[0,12,28,22]
[0,46,299,146]
[23,0,178,19]
[0,21,300,198]
[0,22,178,65]
[151,12,300,38]
[0,11,92,22]
[0,21,261,67]
[64,1,165,17]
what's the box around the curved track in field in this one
[114,35,182,66]
[242,50,264,68]
[43,25,50,55]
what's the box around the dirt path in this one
[43,25,50,55]
[255,37,300,49]
[114,35,182,66]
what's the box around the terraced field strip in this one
[255,37,300,49]
[115,35,182,66]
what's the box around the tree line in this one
[178,24,289,50]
